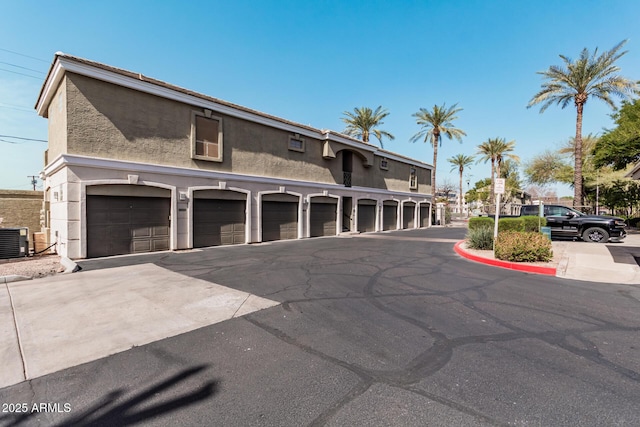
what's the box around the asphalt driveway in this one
[1,227,640,426]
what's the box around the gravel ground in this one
[0,255,63,279]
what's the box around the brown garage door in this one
[193,199,246,248]
[357,202,376,232]
[87,196,170,258]
[262,201,298,242]
[403,204,415,229]
[310,202,337,237]
[420,205,430,227]
[383,204,398,230]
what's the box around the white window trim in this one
[380,158,389,171]
[191,111,223,162]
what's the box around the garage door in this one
[403,204,415,229]
[357,201,376,232]
[309,202,337,237]
[193,199,246,247]
[262,201,298,242]
[383,203,398,231]
[87,196,170,258]
[420,205,430,227]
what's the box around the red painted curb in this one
[454,241,557,276]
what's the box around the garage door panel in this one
[420,206,430,227]
[107,211,129,224]
[262,201,297,242]
[310,203,337,237]
[383,205,398,230]
[87,195,170,258]
[403,205,415,229]
[193,199,246,248]
[357,204,376,232]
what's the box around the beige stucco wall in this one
[62,73,431,193]
[46,77,68,165]
[0,190,44,249]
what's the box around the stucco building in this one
[36,53,433,259]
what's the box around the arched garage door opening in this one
[309,196,338,237]
[193,190,247,248]
[86,184,171,258]
[262,193,299,242]
[383,200,398,231]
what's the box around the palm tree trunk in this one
[432,134,439,197]
[490,158,495,210]
[574,103,584,208]
[458,168,463,216]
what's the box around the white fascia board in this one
[36,58,66,116]
[44,154,431,200]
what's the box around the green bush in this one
[494,231,553,262]
[469,217,494,230]
[521,215,547,232]
[498,217,524,232]
[466,227,494,250]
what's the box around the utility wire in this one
[0,48,48,63]
[0,67,41,79]
[0,61,45,74]
[0,135,47,142]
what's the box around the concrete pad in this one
[6,263,278,385]
[0,284,25,387]
[558,238,640,284]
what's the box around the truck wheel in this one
[582,227,609,243]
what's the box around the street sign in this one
[495,178,505,194]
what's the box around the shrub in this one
[466,227,494,250]
[521,215,547,232]
[494,231,553,262]
[469,217,494,230]
[498,217,524,232]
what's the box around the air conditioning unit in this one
[0,227,29,259]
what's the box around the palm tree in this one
[476,138,518,209]
[341,106,394,148]
[527,40,639,207]
[411,103,466,196]
[448,154,474,216]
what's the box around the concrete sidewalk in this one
[0,263,278,389]
[555,233,640,283]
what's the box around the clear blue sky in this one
[2,0,639,195]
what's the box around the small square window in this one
[192,113,223,162]
[409,167,418,189]
[380,158,389,170]
[289,136,305,152]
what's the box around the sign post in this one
[493,178,505,251]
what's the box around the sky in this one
[1,0,640,195]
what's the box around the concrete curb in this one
[0,275,33,284]
[61,257,81,274]
[454,241,557,276]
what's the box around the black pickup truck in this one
[520,204,627,243]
